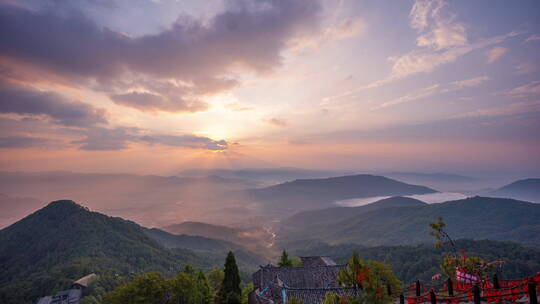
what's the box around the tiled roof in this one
[250,257,361,304]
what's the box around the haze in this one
[0,0,539,230]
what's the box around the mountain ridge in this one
[0,200,261,304]
[278,196,540,248]
[247,174,437,216]
[491,178,540,203]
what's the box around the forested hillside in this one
[278,196,540,248]
[0,200,258,304]
[247,174,437,216]
[293,239,540,285]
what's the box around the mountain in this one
[292,239,540,285]
[247,174,437,216]
[142,227,241,251]
[380,172,484,192]
[162,221,277,259]
[382,172,477,182]
[0,200,261,304]
[278,196,540,248]
[178,167,347,185]
[163,221,241,242]
[491,178,540,203]
[0,171,255,228]
[281,196,427,230]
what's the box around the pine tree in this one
[219,251,241,304]
[278,250,293,267]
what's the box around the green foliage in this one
[440,254,495,280]
[219,252,241,304]
[103,267,214,304]
[323,292,360,304]
[280,196,540,248]
[241,282,253,304]
[290,256,304,267]
[198,270,214,304]
[208,268,224,295]
[336,252,401,304]
[429,217,446,249]
[103,272,168,304]
[278,250,293,267]
[0,200,234,304]
[293,239,540,285]
[430,218,495,281]
[285,295,305,304]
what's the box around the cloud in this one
[0,81,107,127]
[454,100,540,118]
[388,32,516,81]
[450,76,490,88]
[109,91,208,113]
[73,127,228,151]
[373,84,441,110]
[139,134,228,151]
[0,136,53,148]
[0,0,322,112]
[372,75,490,110]
[263,117,288,127]
[525,34,540,43]
[503,81,540,98]
[289,16,366,50]
[514,62,536,75]
[485,46,507,63]
[225,103,254,112]
[410,0,467,50]
[323,0,518,103]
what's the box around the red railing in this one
[403,272,540,303]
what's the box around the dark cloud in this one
[109,91,208,113]
[73,127,228,151]
[0,136,52,148]
[72,127,135,151]
[0,82,107,127]
[0,0,321,112]
[140,134,228,151]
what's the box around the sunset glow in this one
[0,0,539,175]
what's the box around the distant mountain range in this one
[0,200,262,304]
[178,167,347,184]
[278,196,540,248]
[0,171,256,228]
[491,178,540,203]
[246,174,437,216]
[379,172,484,192]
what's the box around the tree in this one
[102,272,167,304]
[323,292,360,304]
[428,218,495,281]
[429,217,456,255]
[198,270,214,304]
[219,251,242,304]
[336,252,401,304]
[278,250,293,267]
[285,295,304,304]
[208,268,224,295]
[241,282,254,304]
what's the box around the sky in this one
[0,0,539,175]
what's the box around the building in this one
[36,274,96,304]
[249,256,361,304]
